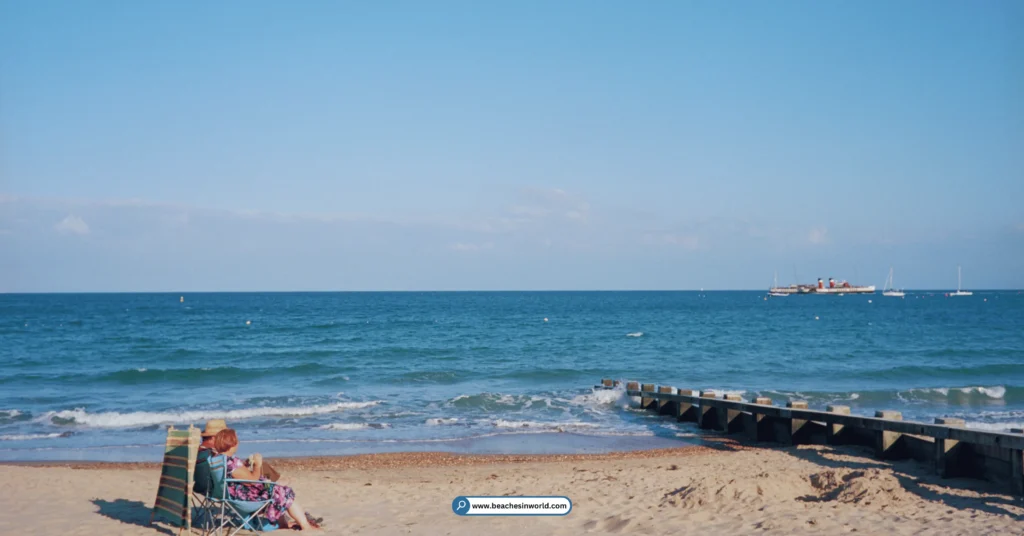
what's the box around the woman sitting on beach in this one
[214,429,320,530]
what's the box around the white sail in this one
[950,265,973,296]
[882,267,904,297]
[768,270,789,297]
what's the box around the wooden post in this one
[675,389,697,422]
[719,394,744,433]
[934,417,965,478]
[657,386,675,415]
[744,397,773,442]
[1006,430,1024,495]
[698,390,717,429]
[875,411,904,459]
[626,382,639,409]
[641,384,656,411]
[783,401,809,445]
[826,405,851,445]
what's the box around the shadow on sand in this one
[92,499,174,535]
[784,444,1024,520]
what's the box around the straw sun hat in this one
[200,419,228,438]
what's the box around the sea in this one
[1,291,1022,462]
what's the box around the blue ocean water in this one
[1,291,1022,461]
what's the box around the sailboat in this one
[768,271,791,297]
[882,267,904,297]
[949,266,973,296]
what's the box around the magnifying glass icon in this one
[453,497,470,515]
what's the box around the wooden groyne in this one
[596,378,1024,495]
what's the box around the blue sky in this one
[1,1,1022,291]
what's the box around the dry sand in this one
[2,442,1023,535]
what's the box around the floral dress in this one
[225,455,295,523]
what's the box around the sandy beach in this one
[3,441,1023,535]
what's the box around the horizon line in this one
[2,289,1021,295]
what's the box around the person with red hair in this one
[214,429,320,530]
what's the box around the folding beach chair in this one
[193,453,279,535]
[150,425,201,535]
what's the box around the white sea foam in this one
[0,409,22,418]
[318,422,390,431]
[0,432,67,441]
[495,394,518,405]
[446,392,553,409]
[425,418,460,426]
[976,386,1007,398]
[626,332,644,338]
[491,420,600,431]
[910,386,1006,399]
[585,430,656,437]
[964,422,1024,432]
[570,385,630,409]
[40,401,382,428]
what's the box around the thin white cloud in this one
[808,226,829,245]
[495,188,591,230]
[54,214,90,235]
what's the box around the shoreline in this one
[0,443,722,470]
[0,429,701,463]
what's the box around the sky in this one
[1,1,1022,291]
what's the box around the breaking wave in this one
[0,432,71,441]
[318,422,391,431]
[491,420,601,431]
[39,401,382,428]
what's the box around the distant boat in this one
[882,267,905,297]
[813,277,875,294]
[949,266,973,297]
[768,271,793,296]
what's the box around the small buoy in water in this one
[815,316,820,320]
[543,318,549,322]
[868,300,872,304]
[180,296,184,303]
[245,320,251,326]
[763,297,767,301]
[984,298,987,302]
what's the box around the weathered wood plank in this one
[625,389,1024,450]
